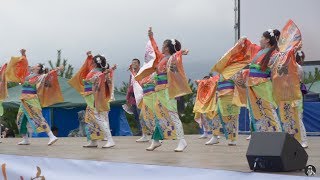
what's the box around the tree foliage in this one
[48,50,74,79]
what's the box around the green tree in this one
[48,50,74,79]
[308,71,314,83]
[314,67,320,81]
[115,81,129,94]
[179,79,196,122]
[179,79,198,134]
[0,107,19,136]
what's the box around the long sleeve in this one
[68,55,94,94]
[167,51,192,98]
[37,69,64,107]
[268,52,281,69]
[5,55,29,83]
[149,36,164,65]
[135,38,163,81]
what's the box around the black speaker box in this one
[246,132,308,172]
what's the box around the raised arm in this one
[49,65,64,74]
[148,27,164,63]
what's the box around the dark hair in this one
[296,51,305,65]
[132,58,140,65]
[93,55,110,72]
[203,76,210,79]
[260,29,281,71]
[163,39,181,55]
[38,64,49,74]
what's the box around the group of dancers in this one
[0,19,308,152]
[193,29,308,148]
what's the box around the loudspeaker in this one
[246,132,308,172]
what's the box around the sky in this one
[0,0,319,87]
[241,0,320,62]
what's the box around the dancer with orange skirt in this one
[70,51,117,148]
[136,27,191,152]
[6,49,64,145]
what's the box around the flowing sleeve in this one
[250,44,261,59]
[232,69,249,107]
[272,50,302,104]
[68,55,95,94]
[37,69,64,107]
[5,56,29,83]
[135,37,164,81]
[271,20,302,104]
[92,72,109,112]
[211,38,257,80]
[149,36,164,65]
[129,70,143,107]
[167,51,192,98]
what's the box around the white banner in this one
[0,154,308,180]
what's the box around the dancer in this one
[275,50,308,148]
[295,50,308,148]
[10,49,63,145]
[136,27,191,152]
[194,76,215,139]
[206,74,243,145]
[205,71,248,146]
[269,20,307,146]
[246,29,282,133]
[273,20,308,147]
[193,75,221,142]
[134,40,160,142]
[136,73,156,142]
[211,36,257,141]
[75,51,117,148]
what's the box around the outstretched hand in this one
[239,36,247,44]
[112,64,117,70]
[20,49,26,56]
[182,49,189,55]
[57,65,65,71]
[112,64,118,70]
[148,27,153,38]
[104,64,117,74]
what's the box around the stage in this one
[0,135,319,179]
